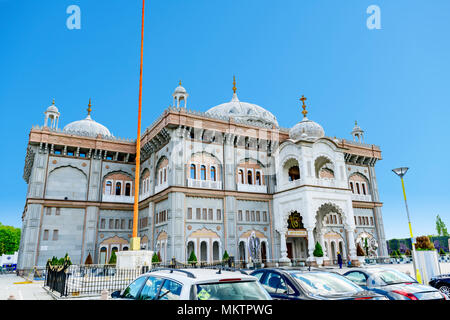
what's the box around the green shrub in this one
[222,250,229,261]
[108,251,117,265]
[188,251,197,264]
[439,248,446,255]
[313,242,323,257]
[152,252,160,263]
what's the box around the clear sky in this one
[0,0,449,240]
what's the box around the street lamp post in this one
[392,167,422,284]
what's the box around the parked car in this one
[428,274,450,298]
[111,267,272,300]
[343,267,447,300]
[249,268,387,300]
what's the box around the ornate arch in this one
[49,164,87,177]
[314,202,347,230]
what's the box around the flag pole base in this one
[130,237,141,251]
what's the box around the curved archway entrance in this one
[286,211,308,263]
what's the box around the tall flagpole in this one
[130,0,146,251]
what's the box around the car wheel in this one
[438,285,450,297]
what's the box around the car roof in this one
[144,268,257,284]
[344,267,397,274]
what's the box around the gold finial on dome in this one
[179,80,182,86]
[87,98,92,116]
[355,120,358,126]
[300,95,308,118]
[52,98,55,105]
[232,75,237,94]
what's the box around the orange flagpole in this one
[131,0,146,250]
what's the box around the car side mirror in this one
[111,290,121,298]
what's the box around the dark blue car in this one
[343,267,447,300]
[429,274,450,298]
[250,268,387,300]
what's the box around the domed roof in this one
[289,117,325,141]
[63,115,113,138]
[206,93,279,128]
[173,81,187,95]
[46,100,59,113]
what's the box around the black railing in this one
[45,264,69,296]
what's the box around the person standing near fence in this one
[337,251,343,269]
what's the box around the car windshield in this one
[291,272,363,296]
[373,269,417,285]
[195,280,271,300]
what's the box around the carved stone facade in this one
[17,85,387,270]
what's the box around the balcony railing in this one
[102,194,134,203]
[154,182,169,194]
[237,183,267,193]
[351,194,373,202]
[187,178,222,190]
[277,177,348,192]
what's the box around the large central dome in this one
[206,92,279,128]
[63,114,113,138]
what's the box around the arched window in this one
[125,183,131,196]
[256,171,262,185]
[105,181,112,194]
[247,170,253,185]
[350,182,354,193]
[159,170,162,185]
[238,169,244,184]
[210,166,216,181]
[115,182,122,195]
[200,165,206,180]
[288,166,300,181]
[190,164,196,179]
[356,183,360,194]
[362,183,366,195]
[163,168,167,182]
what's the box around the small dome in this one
[46,105,59,113]
[63,115,112,138]
[173,81,187,95]
[289,117,325,141]
[206,93,279,128]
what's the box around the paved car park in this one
[0,274,54,300]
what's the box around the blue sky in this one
[0,0,449,240]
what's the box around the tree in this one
[222,250,229,262]
[152,252,160,263]
[436,215,449,237]
[84,252,93,265]
[356,243,365,256]
[0,223,21,255]
[188,251,197,264]
[313,242,323,257]
[108,251,117,264]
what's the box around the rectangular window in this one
[46,207,51,215]
[196,208,201,220]
[121,219,125,229]
[251,211,255,222]
[187,208,192,220]
[55,208,60,216]
[208,209,213,220]
[155,213,159,224]
[129,219,133,229]
[370,217,374,226]
[101,219,106,229]
[263,211,268,222]
[216,209,222,221]
[109,219,114,229]
[238,210,243,221]
[115,219,119,229]
[256,211,260,222]
[354,216,357,225]
[358,217,361,225]
[52,230,59,241]
[245,210,250,221]
[202,208,207,220]
[43,229,49,241]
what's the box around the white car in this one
[110,267,272,300]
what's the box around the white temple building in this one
[18,79,387,270]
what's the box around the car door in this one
[137,276,165,300]
[260,271,293,300]
[156,279,184,300]
[120,275,148,299]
